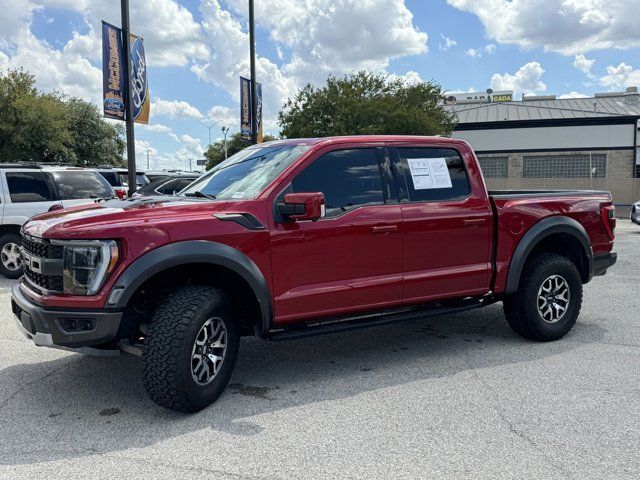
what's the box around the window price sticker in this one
[407,157,453,190]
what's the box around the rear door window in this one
[51,171,114,200]
[395,147,470,202]
[6,172,54,203]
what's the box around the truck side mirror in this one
[277,192,325,222]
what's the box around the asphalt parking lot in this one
[0,222,638,479]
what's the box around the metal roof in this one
[445,91,640,124]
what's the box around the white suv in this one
[0,164,115,278]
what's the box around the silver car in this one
[632,201,640,225]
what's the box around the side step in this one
[267,297,493,341]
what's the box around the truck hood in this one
[23,196,229,239]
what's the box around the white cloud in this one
[45,0,210,67]
[600,62,640,90]
[0,28,102,102]
[465,48,481,58]
[573,54,595,75]
[439,34,457,51]
[140,123,180,142]
[484,43,496,54]
[388,70,423,86]
[151,98,204,120]
[558,91,590,99]
[447,0,640,55]
[207,106,236,129]
[227,0,427,80]
[491,61,547,95]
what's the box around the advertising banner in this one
[102,22,150,123]
[240,76,252,141]
[240,76,263,142]
[129,34,150,124]
[102,21,125,120]
[256,82,263,143]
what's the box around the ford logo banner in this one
[130,35,150,124]
[104,97,125,112]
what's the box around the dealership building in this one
[444,87,640,182]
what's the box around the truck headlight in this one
[55,240,119,295]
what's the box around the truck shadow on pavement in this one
[0,304,606,466]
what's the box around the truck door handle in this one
[463,219,486,227]
[371,225,398,234]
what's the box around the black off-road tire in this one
[503,253,582,342]
[142,285,240,412]
[0,233,23,279]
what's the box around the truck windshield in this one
[180,144,310,200]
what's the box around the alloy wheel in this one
[1,243,22,271]
[536,274,570,323]
[191,317,228,385]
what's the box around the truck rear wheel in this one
[503,253,582,341]
[142,285,239,412]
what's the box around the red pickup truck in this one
[12,136,617,412]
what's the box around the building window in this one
[523,154,606,178]
[477,156,508,178]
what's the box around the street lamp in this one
[198,119,221,145]
[222,126,230,159]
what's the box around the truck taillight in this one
[600,204,615,240]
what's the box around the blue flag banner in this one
[256,82,263,143]
[240,76,263,143]
[102,21,125,120]
[240,76,252,141]
[130,34,150,124]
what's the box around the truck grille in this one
[22,236,63,259]
[20,235,64,294]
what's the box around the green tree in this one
[65,98,126,166]
[0,68,125,165]
[278,71,456,138]
[204,132,277,170]
[0,69,72,162]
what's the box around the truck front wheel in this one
[503,253,583,341]
[142,285,240,412]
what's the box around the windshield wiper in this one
[184,191,217,200]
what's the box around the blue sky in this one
[1,0,638,170]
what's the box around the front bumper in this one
[593,252,617,277]
[11,284,123,353]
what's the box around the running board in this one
[267,297,492,341]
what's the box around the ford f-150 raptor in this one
[11,136,617,412]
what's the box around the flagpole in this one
[249,0,258,145]
[121,0,137,195]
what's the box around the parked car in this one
[145,170,195,183]
[0,164,114,278]
[631,200,640,225]
[132,174,200,197]
[12,136,617,412]
[94,167,150,198]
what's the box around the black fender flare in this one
[107,241,272,336]
[504,216,593,294]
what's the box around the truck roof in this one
[260,135,456,147]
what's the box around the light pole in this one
[120,0,137,195]
[222,126,230,159]
[198,120,218,146]
[249,0,258,145]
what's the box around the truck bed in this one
[488,189,611,198]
